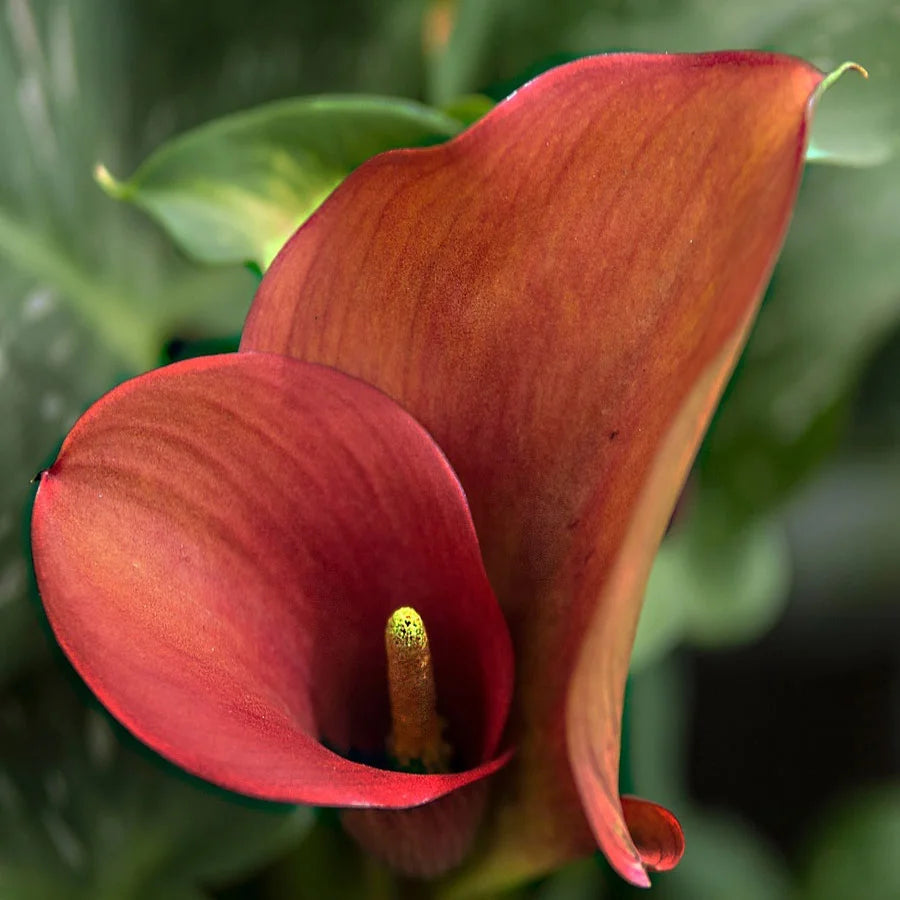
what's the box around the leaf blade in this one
[98,95,465,268]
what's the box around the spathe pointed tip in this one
[622,859,653,889]
[814,60,868,103]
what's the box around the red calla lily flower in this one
[33,52,827,889]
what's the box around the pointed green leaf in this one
[97,96,465,269]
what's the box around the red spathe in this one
[32,50,828,887]
[242,52,823,885]
[32,353,514,809]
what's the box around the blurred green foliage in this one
[0,671,310,899]
[800,786,900,900]
[633,508,791,669]
[1,0,898,897]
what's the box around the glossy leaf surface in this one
[98,97,464,268]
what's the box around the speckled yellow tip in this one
[385,607,451,773]
[387,606,428,648]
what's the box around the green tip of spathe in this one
[93,162,129,199]
[814,61,868,103]
[386,606,428,649]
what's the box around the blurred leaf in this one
[441,93,496,126]
[801,786,900,900]
[0,0,257,682]
[627,664,792,900]
[425,0,503,106]
[0,277,122,685]
[441,0,900,167]
[699,158,900,519]
[628,655,690,807]
[0,670,311,900]
[567,0,805,51]
[632,507,791,669]
[771,0,900,167]
[97,96,465,268]
[630,538,688,670]
[681,513,792,647]
[850,320,900,451]
[787,452,900,604]
[530,857,607,900]
[651,809,793,900]
[143,888,208,900]
[0,0,154,368]
[263,814,397,900]
[127,0,432,140]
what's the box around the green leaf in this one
[801,786,900,900]
[425,0,504,106]
[440,94,497,127]
[0,0,259,683]
[530,857,608,900]
[653,810,793,900]
[632,506,791,669]
[0,670,311,900]
[628,654,689,806]
[682,513,792,647]
[630,537,689,670]
[141,888,209,900]
[263,814,396,900]
[787,452,900,605]
[0,276,124,685]
[97,96,465,269]
[700,158,900,519]
[628,663,792,900]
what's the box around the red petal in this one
[32,352,513,807]
[240,53,823,881]
[622,796,685,877]
[342,780,490,877]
